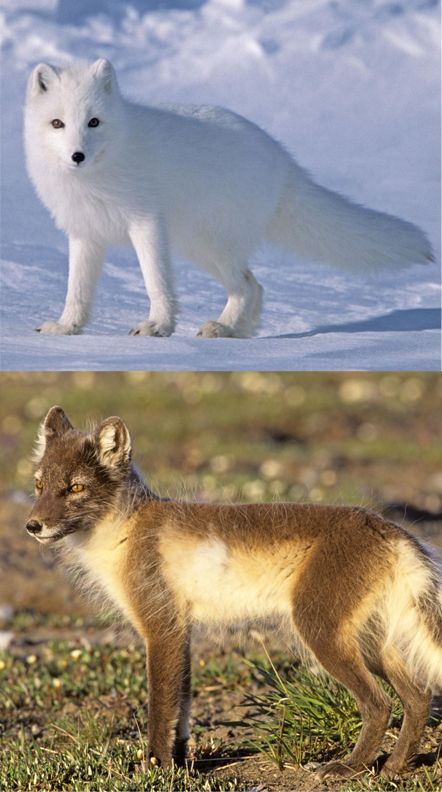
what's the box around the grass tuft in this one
[244,656,402,770]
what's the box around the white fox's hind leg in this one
[129,217,177,337]
[37,237,105,335]
[197,268,263,338]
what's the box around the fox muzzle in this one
[26,519,43,535]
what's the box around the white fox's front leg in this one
[37,237,105,335]
[128,216,176,337]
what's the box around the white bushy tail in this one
[382,538,442,693]
[268,164,434,270]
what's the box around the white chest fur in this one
[68,516,131,618]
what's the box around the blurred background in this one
[1,371,441,621]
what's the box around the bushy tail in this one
[268,164,434,270]
[382,537,442,693]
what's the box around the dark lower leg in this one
[174,634,192,765]
[381,651,432,776]
[146,625,190,767]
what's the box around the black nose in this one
[26,519,43,535]
[71,151,85,164]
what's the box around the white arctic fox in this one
[25,59,433,338]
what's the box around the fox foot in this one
[316,760,367,780]
[36,321,81,335]
[172,737,188,767]
[380,758,413,779]
[129,320,174,337]
[196,321,235,338]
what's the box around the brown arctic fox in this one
[26,407,442,780]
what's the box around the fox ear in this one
[91,59,115,93]
[34,406,73,462]
[29,63,60,96]
[95,417,131,467]
[43,406,74,439]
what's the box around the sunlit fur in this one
[24,59,433,338]
[26,407,442,780]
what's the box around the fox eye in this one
[69,483,84,494]
[88,117,100,128]
[51,119,65,129]
[35,480,43,491]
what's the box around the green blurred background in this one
[0,371,441,616]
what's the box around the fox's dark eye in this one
[35,480,43,491]
[51,119,65,129]
[69,483,84,494]
[88,118,100,128]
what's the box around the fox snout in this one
[26,519,43,535]
[71,151,85,165]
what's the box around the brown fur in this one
[26,407,442,779]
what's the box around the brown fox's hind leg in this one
[292,601,391,778]
[380,650,432,778]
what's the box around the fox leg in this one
[312,644,391,778]
[173,632,192,765]
[37,237,105,334]
[293,604,391,778]
[129,216,177,337]
[197,266,263,338]
[145,624,191,767]
[380,650,432,777]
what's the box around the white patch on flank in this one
[161,534,297,625]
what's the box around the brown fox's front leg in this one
[145,624,191,767]
[173,632,192,765]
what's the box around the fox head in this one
[25,59,122,172]
[26,406,132,544]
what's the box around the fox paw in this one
[316,760,365,780]
[380,759,409,779]
[36,321,80,335]
[129,320,173,337]
[196,321,235,338]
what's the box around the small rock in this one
[0,604,14,623]
[0,630,14,650]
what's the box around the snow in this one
[1,0,440,371]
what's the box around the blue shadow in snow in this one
[272,308,441,339]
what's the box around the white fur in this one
[160,535,298,625]
[33,421,47,463]
[65,515,133,621]
[380,539,442,692]
[24,59,433,338]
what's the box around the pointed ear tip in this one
[94,57,112,71]
[101,414,122,425]
[46,404,65,416]
[31,62,56,75]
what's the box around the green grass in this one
[244,655,441,791]
[1,637,440,791]
[244,657,402,768]
[0,641,245,791]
